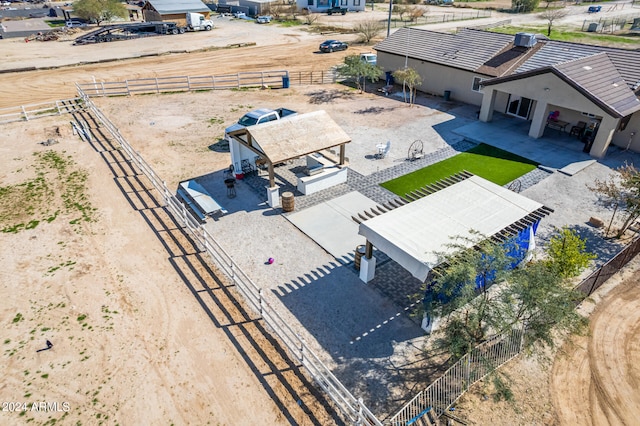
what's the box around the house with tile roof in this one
[374,28,640,158]
[142,0,211,25]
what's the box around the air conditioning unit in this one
[514,32,537,48]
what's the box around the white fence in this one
[388,327,524,426]
[76,71,290,97]
[75,86,382,426]
[0,98,84,124]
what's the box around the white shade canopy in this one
[358,175,545,282]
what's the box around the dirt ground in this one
[0,116,344,425]
[3,8,640,426]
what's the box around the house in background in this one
[297,0,366,14]
[374,28,640,158]
[218,0,280,16]
[142,0,211,25]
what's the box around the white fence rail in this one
[389,327,524,425]
[0,98,84,124]
[76,71,290,97]
[75,86,382,426]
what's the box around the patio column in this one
[478,88,497,122]
[339,144,345,165]
[589,115,619,158]
[528,101,548,139]
[359,240,376,283]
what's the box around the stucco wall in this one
[611,112,640,152]
[486,73,609,119]
[377,53,487,106]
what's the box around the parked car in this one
[319,40,348,53]
[66,20,87,28]
[256,15,271,24]
[326,6,347,15]
[588,5,601,13]
[233,11,246,19]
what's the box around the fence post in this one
[125,80,131,96]
[22,105,28,121]
[259,288,264,316]
[187,76,191,92]
[356,398,364,426]
[155,78,159,94]
[55,100,61,115]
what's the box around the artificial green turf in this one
[380,143,539,196]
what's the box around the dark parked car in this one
[319,40,348,53]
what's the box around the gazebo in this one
[226,110,351,206]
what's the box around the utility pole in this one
[387,0,393,37]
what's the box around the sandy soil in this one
[550,266,640,425]
[0,116,338,425]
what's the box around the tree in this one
[425,233,586,361]
[72,0,127,26]
[393,4,407,21]
[590,163,640,238]
[407,5,425,23]
[392,67,422,106]
[301,9,318,25]
[335,55,383,93]
[538,8,568,36]
[546,227,595,278]
[353,19,385,44]
[512,0,539,13]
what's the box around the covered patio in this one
[226,110,351,206]
[355,174,553,289]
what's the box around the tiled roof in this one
[374,28,514,73]
[555,53,640,117]
[516,40,640,92]
[144,0,210,14]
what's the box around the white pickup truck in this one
[224,107,297,140]
[225,107,297,178]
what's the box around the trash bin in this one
[385,71,394,86]
[354,245,365,271]
[282,76,290,89]
[443,90,451,101]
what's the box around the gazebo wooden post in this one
[365,240,373,259]
[268,165,275,188]
[339,144,346,165]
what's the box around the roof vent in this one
[514,33,537,48]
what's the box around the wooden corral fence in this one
[288,69,338,85]
[0,98,85,124]
[76,71,290,97]
[388,327,524,426]
[389,10,492,29]
[74,86,382,426]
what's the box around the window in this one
[308,0,313,5]
[471,76,483,92]
[341,0,347,5]
[354,0,360,5]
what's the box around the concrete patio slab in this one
[559,160,597,176]
[286,191,378,263]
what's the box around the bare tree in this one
[354,19,385,43]
[589,163,640,238]
[407,5,426,23]
[301,9,318,25]
[538,8,568,36]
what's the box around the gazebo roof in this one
[227,110,351,165]
[358,174,551,282]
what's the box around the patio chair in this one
[375,141,391,159]
[570,121,587,138]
